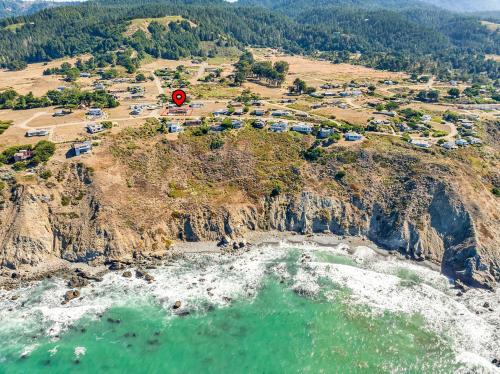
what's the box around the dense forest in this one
[0,0,498,80]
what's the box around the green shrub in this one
[493,187,500,197]
[39,170,52,179]
[61,195,70,206]
[335,170,346,180]
[209,136,224,150]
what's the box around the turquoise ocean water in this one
[0,245,497,373]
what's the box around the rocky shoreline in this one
[0,231,470,302]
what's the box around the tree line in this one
[0,0,498,81]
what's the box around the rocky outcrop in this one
[0,159,498,290]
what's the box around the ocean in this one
[0,242,498,373]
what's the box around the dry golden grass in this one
[124,16,194,38]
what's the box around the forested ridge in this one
[0,0,498,80]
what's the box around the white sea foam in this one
[0,240,498,372]
[74,346,86,358]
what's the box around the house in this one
[189,102,204,108]
[210,125,225,132]
[57,86,66,91]
[455,138,469,147]
[291,123,313,134]
[13,149,33,162]
[87,108,103,117]
[233,108,244,116]
[26,129,49,137]
[232,120,244,129]
[441,141,457,150]
[271,110,289,117]
[295,112,309,118]
[168,122,183,133]
[213,109,228,116]
[253,109,266,116]
[318,128,333,138]
[94,83,105,90]
[422,115,432,122]
[374,111,396,117]
[253,120,266,129]
[384,80,395,85]
[269,122,288,133]
[53,110,68,117]
[80,72,91,78]
[184,118,202,126]
[323,91,336,97]
[130,108,142,115]
[469,137,482,145]
[169,107,189,115]
[251,100,263,106]
[87,123,104,134]
[344,132,363,141]
[410,139,431,148]
[73,141,92,156]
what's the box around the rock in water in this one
[122,271,132,278]
[173,301,181,309]
[63,290,80,303]
[67,275,89,288]
[144,274,155,283]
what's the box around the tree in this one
[135,73,146,82]
[448,88,460,98]
[291,78,307,94]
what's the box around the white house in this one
[269,122,288,133]
[87,108,103,117]
[73,141,92,156]
[344,132,363,141]
[291,123,313,134]
[469,137,482,145]
[87,123,104,134]
[168,122,183,133]
[271,110,289,117]
[422,115,432,122]
[455,138,469,147]
[213,109,228,116]
[410,139,431,148]
[26,129,49,137]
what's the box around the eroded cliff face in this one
[0,160,498,289]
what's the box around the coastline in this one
[0,231,444,291]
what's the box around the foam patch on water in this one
[0,240,498,372]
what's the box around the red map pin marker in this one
[172,89,186,107]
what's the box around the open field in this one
[124,16,194,37]
[0,56,91,96]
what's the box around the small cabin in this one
[73,141,92,156]
[87,108,103,117]
[87,123,104,134]
[26,129,49,137]
[291,123,313,134]
[344,132,363,141]
[410,139,431,148]
[168,122,183,133]
[13,149,33,162]
[269,122,288,133]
